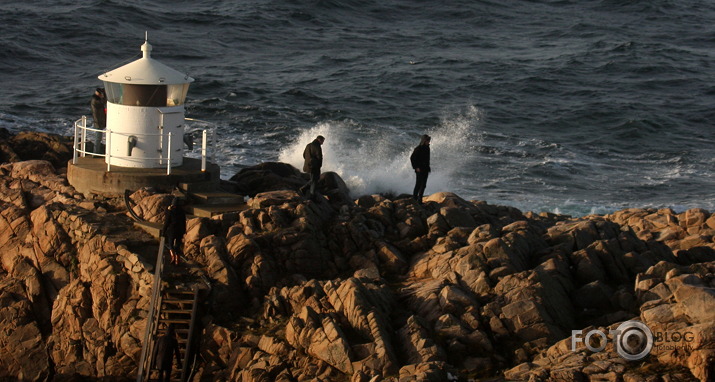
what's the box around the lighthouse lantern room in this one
[99,38,194,168]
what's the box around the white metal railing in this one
[184,118,215,173]
[72,116,215,174]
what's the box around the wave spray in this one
[278,105,483,199]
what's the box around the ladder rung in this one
[162,309,192,314]
[166,296,195,300]
[164,289,195,294]
[163,299,195,304]
[160,318,191,324]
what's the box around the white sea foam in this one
[278,105,484,198]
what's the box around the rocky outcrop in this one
[0,159,156,380]
[637,262,715,382]
[230,162,307,196]
[0,129,73,170]
[0,152,714,380]
[0,272,51,381]
[504,260,715,382]
[229,162,351,203]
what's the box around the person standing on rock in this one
[410,134,431,204]
[152,323,181,382]
[162,197,186,265]
[90,87,107,154]
[299,135,325,201]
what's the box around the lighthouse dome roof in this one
[98,41,194,85]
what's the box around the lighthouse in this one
[67,38,220,196]
[99,38,194,168]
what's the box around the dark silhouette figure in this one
[90,87,107,153]
[162,198,186,265]
[152,324,181,382]
[410,134,431,203]
[299,135,325,201]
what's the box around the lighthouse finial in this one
[141,33,152,59]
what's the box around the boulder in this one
[439,207,477,230]
[230,162,306,196]
[319,171,351,204]
[396,315,446,365]
[423,192,476,211]
[230,162,352,204]
[0,131,73,169]
[249,190,302,209]
[398,361,454,382]
[285,306,354,374]
[129,192,172,223]
[10,160,56,183]
[355,194,388,209]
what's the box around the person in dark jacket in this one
[152,324,181,382]
[410,134,431,203]
[299,135,325,201]
[90,88,107,154]
[162,198,186,265]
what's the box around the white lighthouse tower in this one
[68,37,222,197]
[99,38,194,168]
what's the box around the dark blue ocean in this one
[1,0,714,216]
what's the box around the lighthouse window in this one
[122,85,168,107]
[104,83,123,104]
[167,84,190,106]
[103,83,189,107]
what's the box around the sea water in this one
[1,0,714,216]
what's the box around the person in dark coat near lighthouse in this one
[410,134,431,204]
[162,197,186,265]
[90,87,106,154]
[299,135,325,201]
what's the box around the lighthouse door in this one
[159,110,184,166]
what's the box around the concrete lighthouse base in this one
[67,156,220,196]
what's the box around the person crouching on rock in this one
[162,197,186,265]
[410,134,431,204]
[299,135,325,201]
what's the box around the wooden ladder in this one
[136,240,202,382]
[160,288,200,382]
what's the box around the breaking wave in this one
[279,105,483,197]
